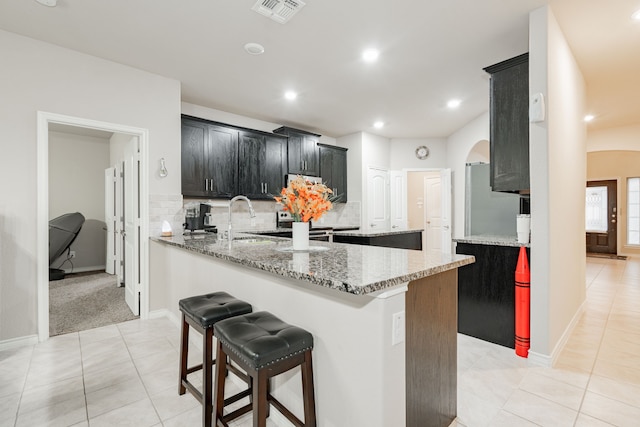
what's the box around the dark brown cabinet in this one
[318,143,348,202]
[273,126,320,176]
[181,118,238,198]
[484,53,529,193]
[238,131,287,199]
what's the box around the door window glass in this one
[585,186,608,233]
[628,178,640,245]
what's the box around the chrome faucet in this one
[227,195,256,241]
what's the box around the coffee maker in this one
[184,203,217,233]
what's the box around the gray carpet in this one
[49,272,138,336]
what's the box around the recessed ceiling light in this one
[447,99,462,109]
[284,91,297,101]
[35,0,57,6]
[584,114,595,122]
[373,121,384,129]
[244,43,265,55]
[632,9,640,21]
[362,48,380,63]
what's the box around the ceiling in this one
[1,0,639,139]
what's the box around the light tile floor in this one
[1,256,638,426]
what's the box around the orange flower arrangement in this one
[274,176,334,222]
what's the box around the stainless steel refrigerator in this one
[464,163,521,237]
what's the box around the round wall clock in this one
[415,145,429,159]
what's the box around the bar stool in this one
[178,292,253,427]
[213,311,316,427]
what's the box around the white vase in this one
[292,221,310,251]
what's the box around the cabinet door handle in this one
[261,182,265,193]
[205,179,209,191]
[209,179,214,192]
[264,183,268,193]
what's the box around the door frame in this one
[586,179,618,254]
[37,111,150,342]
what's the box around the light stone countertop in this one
[453,235,531,248]
[152,233,474,295]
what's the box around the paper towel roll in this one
[161,220,173,237]
[517,214,530,244]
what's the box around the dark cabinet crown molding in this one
[483,52,529,74]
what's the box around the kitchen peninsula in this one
[150,233,474,427]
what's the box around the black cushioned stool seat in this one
[178,292,252,427]
[213,311,316,427]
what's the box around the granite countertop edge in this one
[332,228,424,237]
[453,235,531,248]
[151,235,473,296]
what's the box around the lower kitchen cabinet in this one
[455,242,530,349]
[333,231,422,250]
[238,130,287,200]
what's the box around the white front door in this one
[123,139,140,315]
[425,175,442,252]
[367,167,389,230]
[390,170,407,229]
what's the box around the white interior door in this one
[114,163,123,284]
[367,167,389,230]
[440,168,452,254]
[123,139,140,315]
[390,170,407,229]
[425,176,442,252]
[104,168,116,275]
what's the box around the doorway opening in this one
[37,112,149,342]
[586,180,618,255]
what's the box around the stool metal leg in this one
[179,313,189,395]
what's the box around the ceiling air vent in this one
[252,0,306,24]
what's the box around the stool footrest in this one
[220,402,253,425]
[269,394,304,427]
[186,363,204,375]
[182,379,203,404]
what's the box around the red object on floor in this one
[515,246,530,357]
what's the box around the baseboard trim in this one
[529,299,586,368]
[0,334,38,351]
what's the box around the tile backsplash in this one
[149,196,361,236]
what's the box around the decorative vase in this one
[292,221,310,251]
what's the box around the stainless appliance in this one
[276,210,333,241]
[184,203,217,233]
[465,163,521,236]
[286,174,323,186]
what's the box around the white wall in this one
[49,131,110,271]
[445,112,490,239]
[587,123,640,152]
[0,29,181,342]
[529,6,587,360]
[182,102,338,146]
[388,138,447,170]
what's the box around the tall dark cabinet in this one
[181,118,238,198]
[273,126,320,176]
[318,143,348,202]
[484,53,530,193]
[238,131,287,199]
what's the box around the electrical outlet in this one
[392,311,405,345]
[69,250,76,259]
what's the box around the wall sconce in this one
[159,158,168,178]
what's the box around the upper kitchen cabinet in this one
[318,144,348,202]
[181,117,238,198]
[238,130,287,200]
[273,126,321,176]
[484,53,530,193]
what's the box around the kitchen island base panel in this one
[150,241,406,427]
[150,240,461,427]
[406,269,457,427]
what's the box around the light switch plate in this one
[392,311,405,345]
